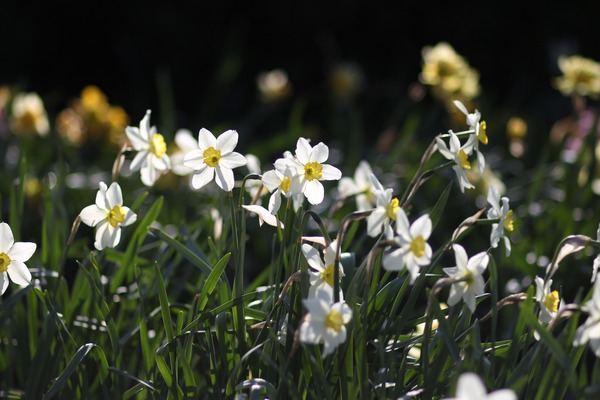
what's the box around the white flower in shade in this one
[80,182,137,251]
[262,169,294,215]
[442,372,516,400]
[125,110,171,186]
[170,129,198,176]
[274,137,342,205]
[300,288,352,358]
[383,209,432,284]
[436,130,476,192]
[574,279,600,356]
[443,244,488,312]
[301,240,345,300]
[534,276,560,325]
[366,174,399,238]
[183,128,247,191]
[486,187,513,256]
[242,205,284,228]
[453,100,488,172]
[337,160,378,211]
[10,92,50,137]
[0,222,36,295]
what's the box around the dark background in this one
[2,1,600,149]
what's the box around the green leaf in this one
[198,252,231,311]
[149,226,213,275]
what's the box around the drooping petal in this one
[242,205,284,228]
[301,244,325,272]
[268,191,282,215]
[435,137,453,160]
[219,152,247,169]
[216,129,238,154]
[100,224,121,250]
[191,167,215,190]
[295,138,312,164]
[198,128,217,150]
[299,317,322,344]
[140,164,158,186]
[215,165,235,191]
[80,205,107,228]
[320,164,342,181]
[311,142,329,163]
[0,272,8,295]
[129,150,148,173]
[8,242,36,263]
[7,260,31,286]
[94,221,109,251]
[304,180,324,205]
[0,222,15,253]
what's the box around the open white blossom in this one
[436,130,476,192]
[574,279,600,357]
[535,276,560,324]
[443,372,516,400]
[383,209,432,283]
[366,174,399,238]
[274,138,341,205]
[487,187,513,256]
[300,288,352,358]
[80,182,137,251]
[183,128,247,191]
[337,160,378,211]
[262,169,295,215]
[301,240,345,300]
[125,110,171,186]
[0,222,36,295]
[453,100,488,172]
[443,244,488,312]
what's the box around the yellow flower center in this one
[323,263,335,287]
[324,310,344,333]
[458,149,471,170]
[0,252,11,273]
[436,60,458,78]
[410,235,426,258]
[107,205,126,228]
[503,210,514,232]
[544,290,560,313]
[203,147,222,168]
[478,121,488,145]
[280,177,292,193]
[304,162,323,181]
[149,133,167,158]
[386,198,400,220]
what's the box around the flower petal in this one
[320,164,342,181]
[304,180,324,205]
[106,182,123,208]
[198,128,217,150]
[0,222,15,253]
[130,150,148,173]
[95,182,109,210]
[80,205,106,227]
[7,259,31,286]
[296,138,312,164]
[216,129,239,154]
[8,242,36,262]
[410,214,432,240]
[175,129,198,152]
[191,167,215,190]
[121,207,137,227]
[311,142,329,163]
[219,152,247,169]
[262,170,283,192]
[452,244,468,270]
[301,244,325,271]
[0,272,8,295]
[215,165,235,191]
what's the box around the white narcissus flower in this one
[383,209,433,284]
[453,100,488,172]
[242,205,284,229]
[183,128,247,192]
[443,244,489,312]
[442,372,517,400]
[0,222,36,295]
[80,182,137,251]
[337,160,378,211]
[534,276,560,324]
[366,174,398,238]
[574,279,600,356]
[436,130,476,192]
[125,110,171,186]
[262,169,295,215]
[300,288,352,358]
[301,240,345,300]
[274,137,342,205]
[487,187,513,256]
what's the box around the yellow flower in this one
[10,92,49,137]
[420,42,481,100]
[554,55,600,98]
